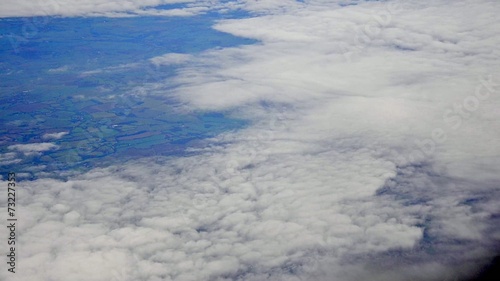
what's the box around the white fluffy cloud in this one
[1,0,500,281]
[42,132,68,140]
[1,151,421,281]
[8,143,59,155]
[0,152,21,166]
[0,0,197,17]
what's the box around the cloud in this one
[1,0,500,281]
[0,0,198,18]
[47,66,69,73]
[42,132,69,140]
[134,6,209,17]
[80,63,141,76]
[149,53,193,66]
[0,0,308,18]
[1,149,424,281]
[8,143,59,155]
[0,152,21,166]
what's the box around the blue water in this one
[0,14,256,179]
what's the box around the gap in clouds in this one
[0,11,257,179]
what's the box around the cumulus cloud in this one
[1,150,423,281]
[1,0,499,281]
[0,0,197,17]
[0,152,21,166]
[42,132,69,140]
[0,0,306,18]
[8,143,59,155]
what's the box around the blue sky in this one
[1,1,500,281]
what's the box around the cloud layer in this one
[0,0,198,17]
[1,0,500,281]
